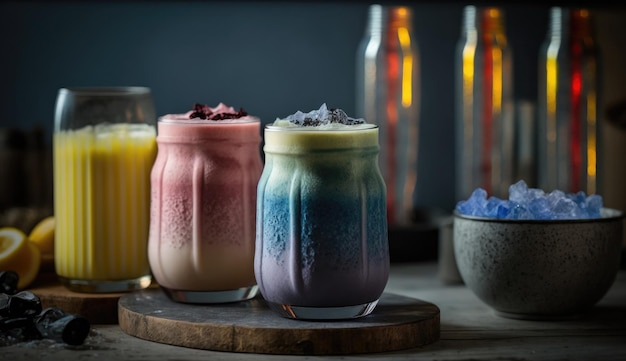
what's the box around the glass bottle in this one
[455,6,514,201]
[537,7,600,195]
[356,5,420,226]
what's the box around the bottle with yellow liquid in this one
[356,5,420,226]
[53,87,157,293]
[455,6,514,201]
[537,8,600,195]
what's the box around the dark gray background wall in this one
[1,1,623,215]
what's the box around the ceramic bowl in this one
[453,207,624,320]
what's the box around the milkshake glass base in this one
[163,285,259,304]
[58,275,152,293]
[267,299,379,320]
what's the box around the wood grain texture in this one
[27,272,140,324]
[5,263,624,361]
[118,288,440,355]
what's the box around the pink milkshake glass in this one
[148,103,262,303]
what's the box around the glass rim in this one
[453,207,625,224]
[265,123,378,132]
[158,115,261,125]
[58,86,152,97]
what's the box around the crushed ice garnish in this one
[456,180,603,220]
[280,103,365,126]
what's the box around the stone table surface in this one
[3,262,626,361]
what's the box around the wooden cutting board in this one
[27,272,149,324]
[118,289,440,355]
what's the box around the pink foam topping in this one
[187,102,248,120]
[161,103,252,122]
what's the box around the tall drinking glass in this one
[53,87,157,292]
[255,121,389,320]
[148,104,262,303]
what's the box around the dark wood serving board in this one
[118,288,440,355]
[27,272,149,324]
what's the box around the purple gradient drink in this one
[255,104,389,320]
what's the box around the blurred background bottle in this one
[356,4,420,226]
[455,6,514,201]
[537,7,600,195]
[0,127,53,233]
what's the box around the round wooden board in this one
[27,272,146,324]
[118,288,440,355]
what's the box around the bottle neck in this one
[462,6,504,35]
[571,8,592,39]
[366,5,412,36]
[481,7,504,34]
[462,5,477,34]
[366,4,385,36]
[389,6,412,31]
[549,7,592,39]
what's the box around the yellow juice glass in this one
[53,87,157,292]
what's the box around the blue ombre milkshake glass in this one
[255,105,389,320]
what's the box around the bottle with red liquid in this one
[537,7,600,195]
[455,6,514,201]
[356,5,420,226]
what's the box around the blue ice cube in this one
[456,179,604,220]
[586,194,603,218]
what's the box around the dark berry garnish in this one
[0,270,91,346]
[0,271,18,295]
[188,103,248,120]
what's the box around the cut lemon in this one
[0,227,41,289]
[13,242,41,289]
[29,216,55,256]
[0,227,28,269]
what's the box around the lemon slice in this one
[29,216,55,256]
[0,227,28,269]
[14,242,41,289]
[0,227,41,289]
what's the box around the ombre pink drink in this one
[148,103,262,303]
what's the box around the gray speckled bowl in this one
[453,207,624,320]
